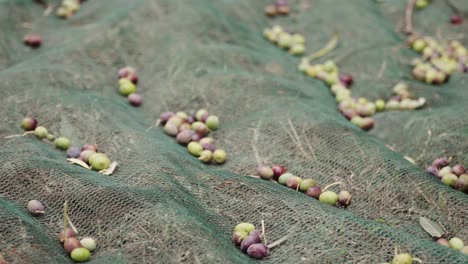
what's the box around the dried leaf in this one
[99,162,118,175]
[419,217,445,238]
[67,158,91,170]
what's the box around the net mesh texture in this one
[0,0,467,263]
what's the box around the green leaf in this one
[419,217,445,238]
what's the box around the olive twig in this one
[304,32,339,62]
[322,181,343,192]
[404,0,416,35]
[63,201,69,243]
[261,220,267,245]
[267,234,289,249]
[4,131,35,138]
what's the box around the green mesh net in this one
[0,0,467,263]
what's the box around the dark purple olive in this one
[23,34,41,48]
[432,158,449,169]
[337,190,352,207]
[450,15,463,25]
[247,243,269,259]
[426,165,439,177]
[64,237,82,253]
[21,117,37,131]
[339,73,353,87]
[176,130,193,145]
[240,230,261,252]
[191,133,204,142]
[27,200,45,216]
[81,144,98,152]
[160,112,175,124]
[271,165,286,180]
[66,146,81,158]
[201,142,216,152]
[452,164,466,176]
[128,74,138,84]
[186,116,195,124]
[306,186,321,199]
[58,228,76,243]
[128,93,143,107]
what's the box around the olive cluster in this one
[118,67,143,107]
[256,165,352,208]
[263,25,306,56]
[21,117,113,172]
[159,110,227,164]
[408,37,467,85]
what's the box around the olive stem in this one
[4,131,35,139]
[413,258,423,263]
[63,201,69,243]
[35,210,45,214]
[267,234,289,249]
[304,32,339,62]
[322,182,343,192]
[404,0,416,35]
[261,220,268,245]
[66,215,78,234]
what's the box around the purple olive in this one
[342,109,358,120]
[66,146,81,158]
[23,34,41,48]
[79,150,96,164]
[81,144,98,152]
[240,230,261,252]
[306,186,322,199]
[191,133,204,142]
[21,117,37,131]
[432,158,449,169]
[452,164,466,176]
[160,112,175,124]
[176,130,193,145]
[64,237,82,253]
[437,238,451,247]
[27,200,45,216]
[247,243,269,259]
[271,165,286,180]
[186,116,195,124]
[128,93,143,107]
[118,66,136,78]
[201,142,216,152]
[426,165,439,177]
[450,15,463,25]
[58,228,76,243]
[195,123,209,135]
[339,73,353,87]
[286,176,302,189]
[128,74,138,85]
